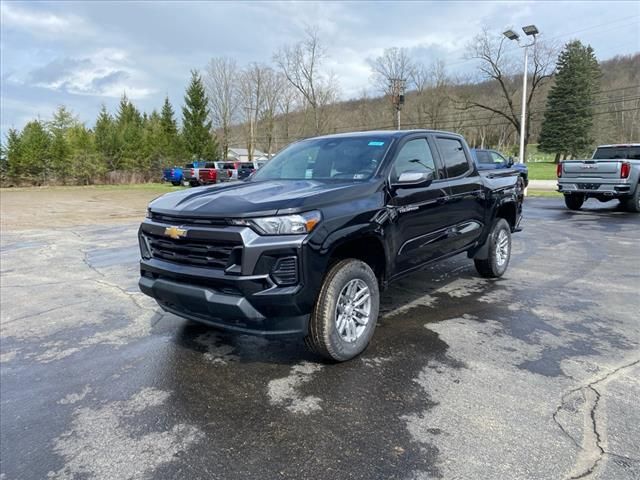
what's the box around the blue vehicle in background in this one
[162,166,183,186]
[470,148,529,187]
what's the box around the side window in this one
[490,151,506,164]
[436,137,470,178]
[477,151,493,164]
[391,138,436,182]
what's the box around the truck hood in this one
[149,179,379,217]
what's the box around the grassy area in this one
[526,162,557,180]
[526,189,562,198]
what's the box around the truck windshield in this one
[593,146,640,160]
[252,136,391,181]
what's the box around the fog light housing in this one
[271,256,298,285]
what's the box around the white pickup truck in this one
[557,144,640,212]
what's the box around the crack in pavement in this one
[554,359,640,479]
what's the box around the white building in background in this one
[227,148,266,162]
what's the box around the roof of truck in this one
[309,129,463,140]
[597,143,640,148]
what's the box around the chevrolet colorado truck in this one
[557,143,640,212]
[138,130,523,361]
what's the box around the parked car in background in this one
[214,162,235,182]
[236,162,255,180]
[182,163,199,186]
[470,148,529,187]
[139,129,523,361]
[183,162,219,187]
[162,166,183,186]
[557,143,640,212]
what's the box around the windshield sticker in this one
[368,141,385,146]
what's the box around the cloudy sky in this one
[1,0,639,135]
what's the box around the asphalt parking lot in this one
[1,196,639,480]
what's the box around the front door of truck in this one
[387,136,453,277]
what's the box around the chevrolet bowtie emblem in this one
[164,226,187,240]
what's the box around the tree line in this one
[2,26,638,186]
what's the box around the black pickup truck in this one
[139,130,522,361]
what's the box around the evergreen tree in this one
[160,96,178,137]
[19,120,51,184]
[539,41,601,161]
[159,96,185,162]
[115,93,144,170]
[68,124,102,184]
[4,128,22,181]
[48,105,77,183]
[182,70,217,160]
[94,105,119,172]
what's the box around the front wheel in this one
[171,181,181,186]
[564,193,585,210]
[474,218,512,278]
[305,259,379,362]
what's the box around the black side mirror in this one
[392,170,434,189]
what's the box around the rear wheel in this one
[474,218,511,278]
[623,185,640,213]
[564,193,585,210]
[305,259,379,362]
[171,181,181,186]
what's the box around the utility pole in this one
[389,78,406,130]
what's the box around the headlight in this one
[231,211,321,235]
[145,209,152,219]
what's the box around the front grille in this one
[150,212,228,226]
[145,233,240,269]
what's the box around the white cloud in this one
[0,2,91,36]
[21,48,154,99]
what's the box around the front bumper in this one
[138,219,319,337]
[139,275,309,336]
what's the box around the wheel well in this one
[496,202,517,230]
[328,236,386,283]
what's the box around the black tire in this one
[474,218,512,278]
[623,185,640,213]
[304,259,379,362]
[189,181,199,187]
[171,181,181,186]
[564,193,585,211]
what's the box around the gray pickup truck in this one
[557,144,640,212]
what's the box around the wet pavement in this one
[1,197,639,480]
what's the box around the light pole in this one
[503,25,539,164]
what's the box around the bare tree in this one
[273,26,338,135]
[204,57,239,159]
[369,47,415,95]
[411,60,451,129]
[277,80,299,146]
[462,28,557,160]
[259,69,285,156]
[238,63,267,161]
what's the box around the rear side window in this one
[185,163,194,168]
[436,137,470,178]
[204,162,216,168]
